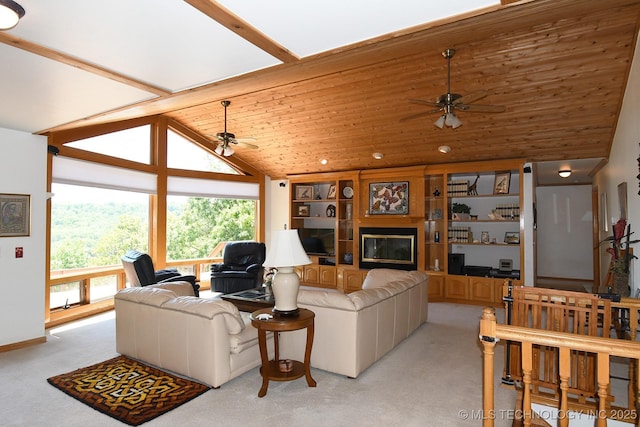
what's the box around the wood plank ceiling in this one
[47,0,640,179]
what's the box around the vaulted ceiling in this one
[2,0,640,180]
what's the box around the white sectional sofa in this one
[114,282,273,388]
[279,269,428,378]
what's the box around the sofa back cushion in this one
[162,297,245,334]
[115,286,177,307]
[361,268,412,289]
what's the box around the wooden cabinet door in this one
[469,276,494,303]
[427,274,444,301]
[343,269,366,292]
[319,266,337,288]
[303,265,320,284]
[445,275,468,300]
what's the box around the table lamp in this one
[263,229,311,316]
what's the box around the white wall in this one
[265,177,290,248]
[0,128,47,346]
[536,185,593,280]
[594,32,640,297]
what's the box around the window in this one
[50,183,149,309]
[167,195,256,261]
[167,129,238,174]
[64,125,151,164]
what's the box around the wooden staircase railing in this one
[480,307,640,427]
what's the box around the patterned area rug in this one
[47,356,210,426]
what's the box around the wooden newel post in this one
[480,307,498,427]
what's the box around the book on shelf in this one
[447,180,469,196]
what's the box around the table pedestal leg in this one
[257,330,270,397]
[304,321,317,387]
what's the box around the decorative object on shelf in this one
[504,232,520,244]
[343,252,353,264]
[345,203,352,220]
[297,205,310,217]
[493,172,511,194]
[342,186,354,199]
[314,185,322,199]
[326,204,336,217]
[295,185,314,200]
[263,229,312,316]
[434,231,440,242]
[470,214,478,220]
[488,210,505,220]
[433,187,440,197]
[451,202,471,220]
[0,193,30,237]
[434,258,440,271]
[481,231,490,244]
[600,218,639,297]
[326,184,337,199]
[468,174,480,195]
[369,181,409,215]
[430,208,442,220]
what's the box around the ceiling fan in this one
[213,100,258,156]
[401,48,505,128]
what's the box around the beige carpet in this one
[0,303,516,426]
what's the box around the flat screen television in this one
[298,228,335,256]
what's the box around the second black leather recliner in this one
[210,242,266,293]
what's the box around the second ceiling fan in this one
[213,100,258,156]
[402,48,505,128]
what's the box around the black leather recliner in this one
[121,249,200,296]
[210,242,266,293]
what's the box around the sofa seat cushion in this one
[161,297,245,334]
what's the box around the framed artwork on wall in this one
[326,184,336,199]
[0,193,30,237]
[369,181,409,215]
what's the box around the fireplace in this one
[359,227,418,271]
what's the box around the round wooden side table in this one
[250,308,317,397]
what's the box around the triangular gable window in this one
[64,125,151,164]
[167,129,238,175]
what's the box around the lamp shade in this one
[264,229,312,268]
[0,0,25,30]
[264,229,311,316]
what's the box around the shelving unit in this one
[424,174,445,273]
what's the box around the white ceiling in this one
[0,0,598,185]
[0,0,498,134]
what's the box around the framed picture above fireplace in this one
[369,181,409,215]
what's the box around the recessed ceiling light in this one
[438,145,451,154]
[372,152,384,160]
[558,169,571,178]
[320,159,328,165]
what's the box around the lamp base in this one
[272,307,300,317]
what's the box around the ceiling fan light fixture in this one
[223,145,234,157]
[0,0,25,30]
[434,115,446,128]
[438,145,451,154]
[445,113,462,128]
[558,169,572,178]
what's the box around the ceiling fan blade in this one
[456,103,506,113]
[234,137,257,143]
[400,109,443,122]
[453,90,488,105]
[235,140,259,149]
[408,98,442,108]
